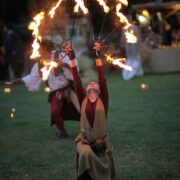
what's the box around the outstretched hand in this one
[93,42,101,52]
[93,42,102,58]
[65,43,75,60]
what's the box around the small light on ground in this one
[4,88,11,93]
[44,87,51,93]
[12,108,16,113]
[140,83,148,92]
[10,113,14,119]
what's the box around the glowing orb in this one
[10,113,14,118]
[140,83,148,91]
[12,108,16,113]
[4,88,11,93]
[44,87,51,93]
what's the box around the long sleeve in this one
[22,63,42,91]
[71,64,85,106]
[97,63,109,113]
[62,66,73,81]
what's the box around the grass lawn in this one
[0,72,180,180]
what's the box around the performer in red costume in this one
[12,49,80,139]
[65,42,115,180]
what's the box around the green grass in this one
[0,73,180,180]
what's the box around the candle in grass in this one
[4,88,11,93]
[10,113,14,118]
[140,83,148,91]
[12,108,16,113]
[44,87,51,93]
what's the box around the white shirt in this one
[22,61,73,92]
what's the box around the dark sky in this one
[0,0,29,22]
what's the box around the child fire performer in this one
[65,43,115,180]
[12,54,80,139]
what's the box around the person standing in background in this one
[66,42,115,180]
[4,23,25,80]
[120,16,144,80]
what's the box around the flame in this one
[105,54,132,71]
[117,0,128,6]
[28,21,36,31]
[74,0,88,14]
[96,0,110,13]
[116,2,137,43]
[48,0,63,18]
[30,11,45,59]
[116,4,131,28]
[41,61,58,81]
[124,29,137,43]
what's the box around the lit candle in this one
[4,88,11,93]
[44,87,51,93]
[140,83,148,91]
[12,108,16,113]
[10,113,14,118]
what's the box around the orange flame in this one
[116,2,137,43]
[105,54,132,71]
[74,0,89,14]
[40,61,58,81]
[30,11,45,59]
[124,29,137,44]
[48,0,63,18]
[117,0,128,6]
[96,0,110,13]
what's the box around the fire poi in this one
[29,0,136,81]
[5,0,137,139]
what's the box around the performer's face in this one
[87,89,99,103]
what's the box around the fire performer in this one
[12,47,80,139]
[65,42,115,180]
[120,17,144,80]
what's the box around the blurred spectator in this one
[172,11,180,47]
[143,28,162,48]
[162,20,172,46]
[120,18,143,80]
[3,23,25,80]
[0,21,8,80]
[0,47,8,80]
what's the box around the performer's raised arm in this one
[93,42,109,113]
[65,44,85,106]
